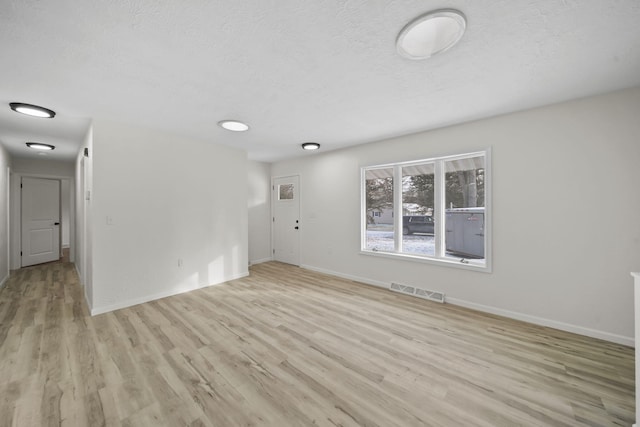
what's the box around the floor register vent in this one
[390,282,445,303]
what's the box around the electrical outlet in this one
[178,258,183,267]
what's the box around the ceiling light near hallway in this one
[301,142,320,150]
[26,142,55,150]
[218,120,249,132]
[396,9,466,60]
[10,102,56,118]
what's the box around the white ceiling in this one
[1,0,639,163]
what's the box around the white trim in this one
[74,261,92,311]
[74,262,82,284]
[300,264,633,347]
[249,257,273,266]
[434,160,444,257]
[359,249,489,273]
[6,167,10,276]
[0,272,9,289]
[301,264,388,288]
[90,272,249,316]
[446,297,633,347]
[393,165,402,251]
[631,272,639,427]
[10,175,21,270]
[483,147,493,272]
[84,283,92,313]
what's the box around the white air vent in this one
[415,288,445,303]
[390,282,445,303]
[390,283,416,295]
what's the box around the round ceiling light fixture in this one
[10,102,56,118]
[218,120,249,132]
[26,142,55,151]
[301,142,320,150]
[396,9,466,60]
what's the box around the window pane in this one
[444,155,485,260]
[401,163,435,256]
[278,184,294,200]
[365,168,394,252]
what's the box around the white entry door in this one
[21,177,61,267]
[273,175,300,266]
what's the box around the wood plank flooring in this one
[0,260,634,426]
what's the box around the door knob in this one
[54,222,60,225]
[294,226,299,230]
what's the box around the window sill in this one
[359,249,492,273]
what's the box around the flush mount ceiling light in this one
[396,9,466,60]
[26,142,55,151]
[301,142,320,150]
[218,120,249,132]
[10,102,56,118]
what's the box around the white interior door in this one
[21,177,60,267]
[273,175,300,266]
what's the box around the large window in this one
[362,150,490,271]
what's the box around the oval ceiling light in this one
[10,102,56,118]
[301,142,320,150]
[396,9,466,60]
[26,142,55,151]
[218,120,249,132]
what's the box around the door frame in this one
[10,172,75,269]
[271,174,301,266]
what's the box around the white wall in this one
[271,87,640,345]
[90,120,248,314]
[0,144,11,287]
[75,127,93,308]
[248,160,272,264]
[11,157,75,176]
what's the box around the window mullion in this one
[434,160,444,258]
[393,165,403,253]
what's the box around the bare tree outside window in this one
[444,156,484,208]
[402,163,435,256]
[365,168,393,252]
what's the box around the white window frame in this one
[360,148,492,273]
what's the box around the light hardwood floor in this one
[0,260,634,426]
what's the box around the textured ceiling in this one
[1,0,639,162]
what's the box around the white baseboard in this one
[90,271,250,316]
[74,262,82,285]
[84,287,93,313]
[300,264,634,347]
[73,262,93,312]
[301,264,389,288]
[0,272,9,289]
[446,297,634,347]
[249,257,273,266]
